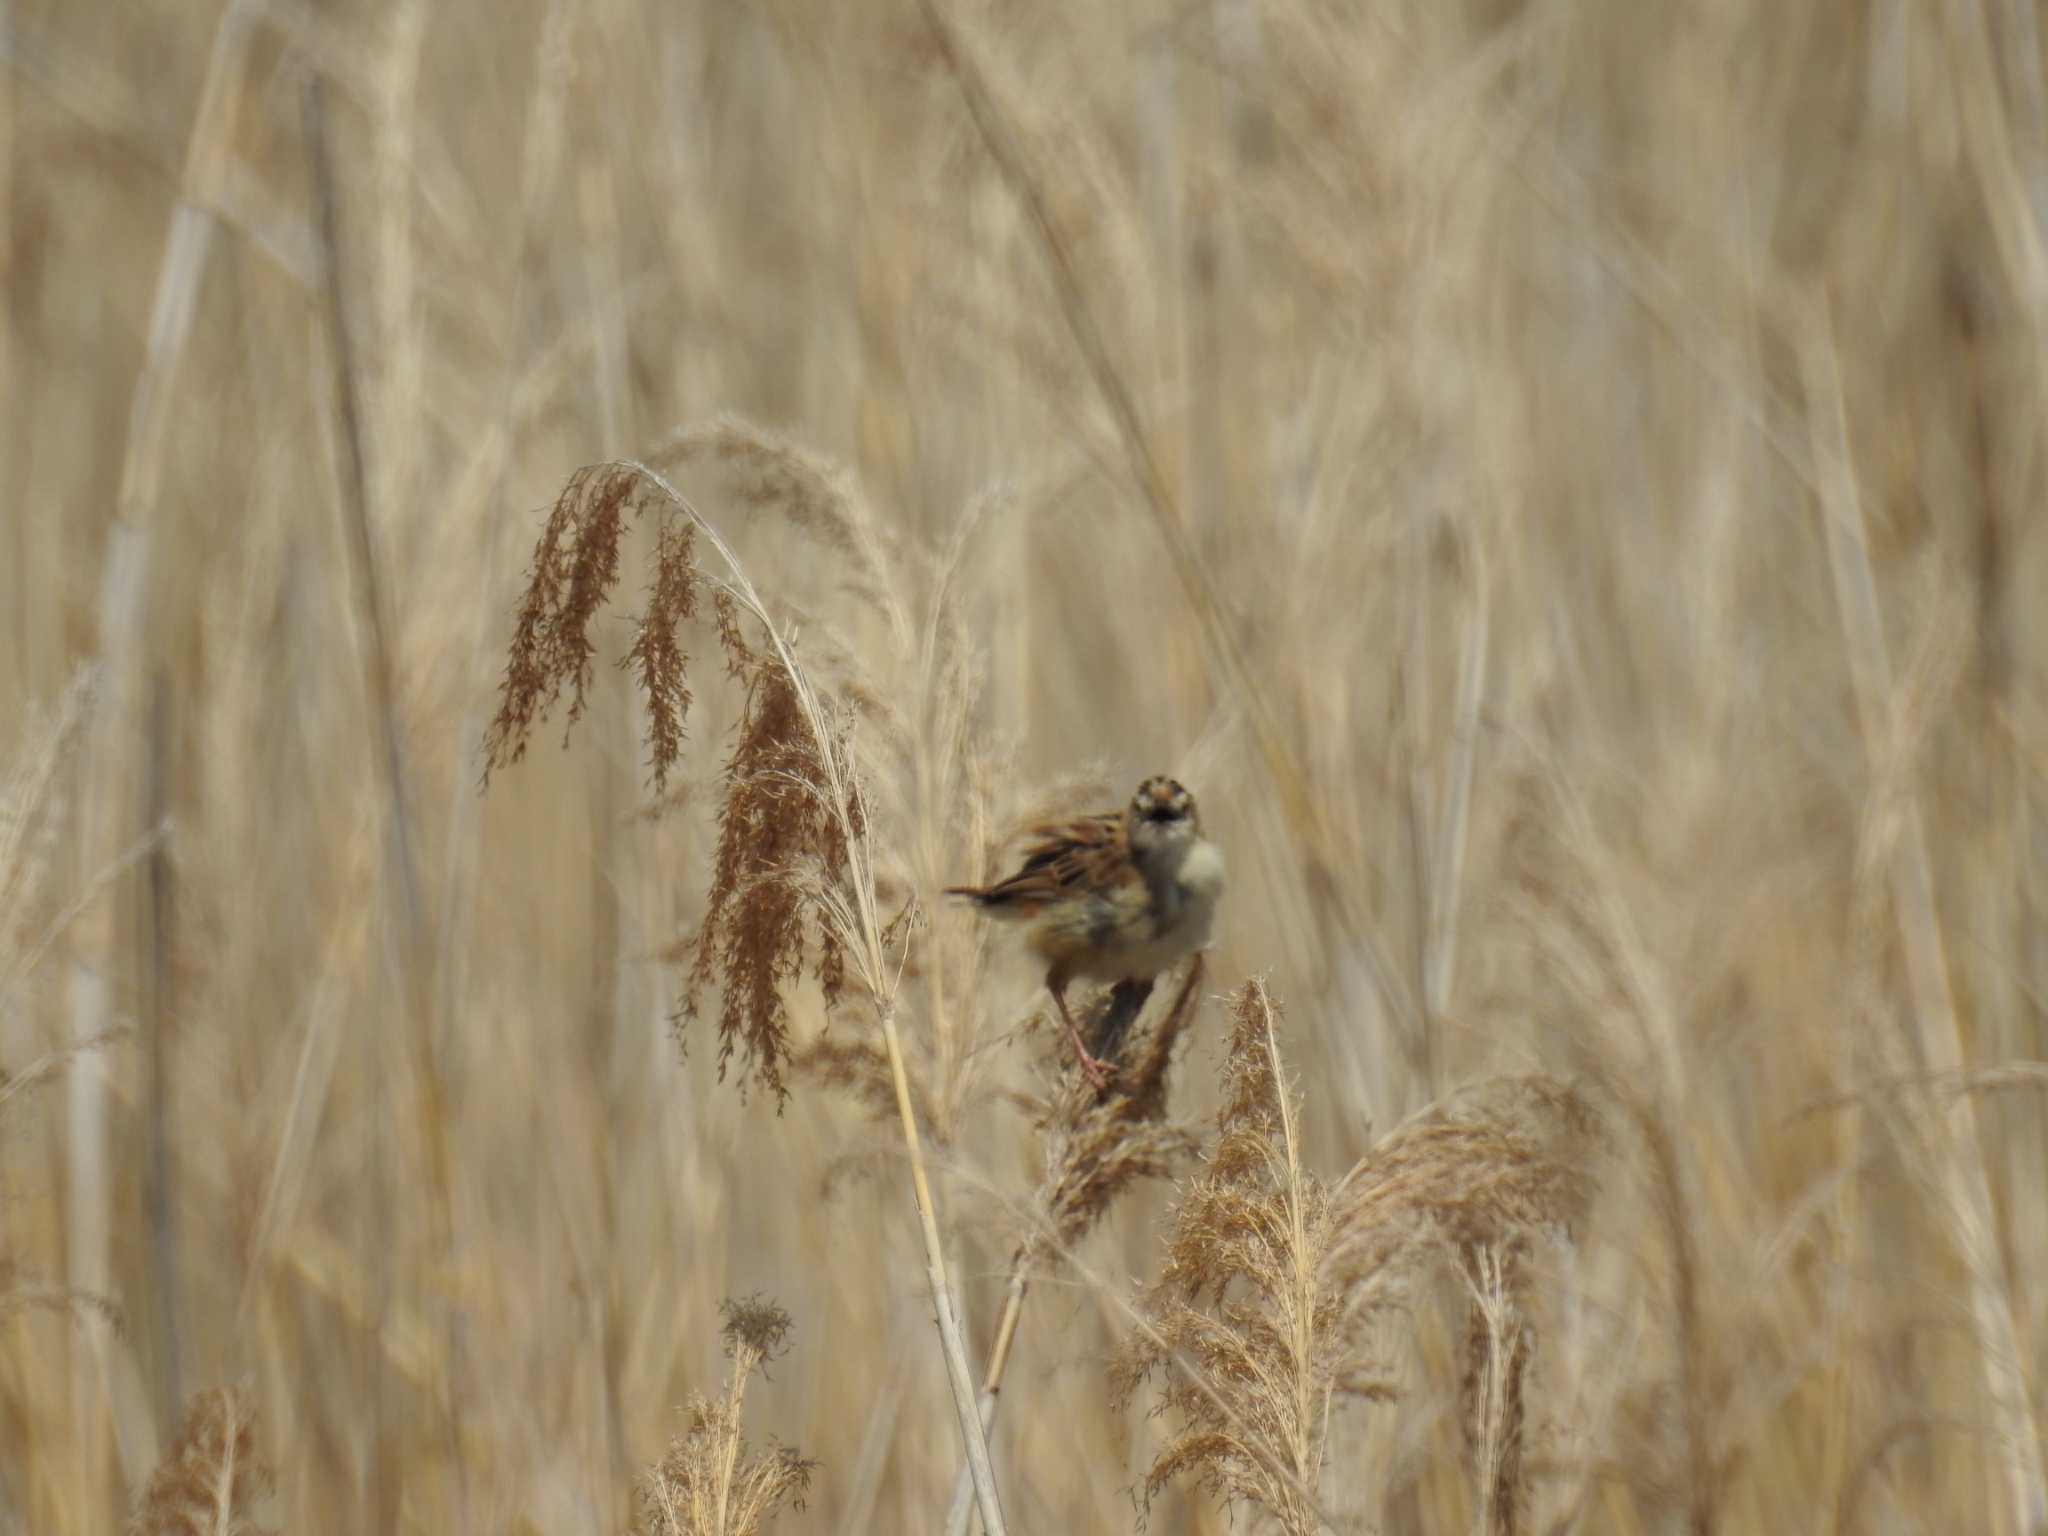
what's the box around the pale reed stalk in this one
[626,463,1009,1536]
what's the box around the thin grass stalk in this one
[877,999,1008,1532]
[1265,995,1320,1512]
[431,0,573,1080]
[114,0,256,538]
[65,964,114,1514]
[141,675,181,1427]
[86,3,258,1495]
[82,521,159,1504]
[714,1360,746,1536]
[945,1257,1029,1536]
[1400,509,1438,1094]
[304,73,426,945]
[627,464,1009,1536]
[1805,317,2048,1535]
[367,0,426,519]
[305,70,469,1527]
[1461,1242,1527,1536]
[1425,541,1489,1056]
[0,0,14,673]
[835,1349,907,1536]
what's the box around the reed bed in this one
[5,2,2048,1532]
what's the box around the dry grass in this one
[7,1,2048,1533]
[631,1299,815,1536]
[1112,982,1592,1533]
[125,1384,273,1536]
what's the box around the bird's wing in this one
[949,811,1133,909]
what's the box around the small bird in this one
[946,775,1225,1089]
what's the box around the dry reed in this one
[945,963,1207,1536]
[124,1384,272,1536]
[631,1299,816,1536]
[8,1,2048,1532]
[1118,981,1597,1534]
[482,451,1006,1531]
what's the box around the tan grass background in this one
[5,0,2048,1531]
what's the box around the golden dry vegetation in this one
[5,1,2048,1532]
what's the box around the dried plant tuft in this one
[127,1383,273,1536]
[1325,1075,1600,1536]
[652,416,899,622]
[941,966,1208,1536]
[1119,979,1601,1533]
[681,589,863,1105]
[1032,963,1205,1260]
[487,449,1006,1526]
[633,1298,816,1536]
[485,459,873,1103]
[1113,978,1368,1536]
[1327,1074,1600,1280]
[483,462,700,792]
[1460,1239,1533,1536]
[719,1294,796,1366]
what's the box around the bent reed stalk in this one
[482,457,1007,1536]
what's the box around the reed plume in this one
[945,964,1206,1536]
[1113,977,1367,1535]
[17,1,2048,1531]
[483,462,698,794]
[1330,1074,1602,1536]
[632,1298,816,1536]
[485,445,1008,1533]
[1030,965,1206,1259]
[483,456,853,1104]
[126,1383,273,1536]
[1119,979,1599,1533]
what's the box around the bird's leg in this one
[1049,975,1115,1091]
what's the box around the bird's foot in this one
[1072,1043,1117,1094]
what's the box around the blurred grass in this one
[5,0,2048,1531]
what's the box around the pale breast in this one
[1157,839,1224,951]
[1064,837,1225,982]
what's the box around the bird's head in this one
[1127,775,1199,856]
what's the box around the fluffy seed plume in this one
[632,1298,816,1536]
[1113,978,1371,1536]
[127,1383,273,1536]
[1326,1075,1600,1282]
[1118,980,1601,1534]
[1328,1075,1601,1536]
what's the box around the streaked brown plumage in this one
[947,776,1225,1088]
